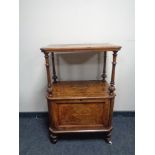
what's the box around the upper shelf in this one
[40,43,122,53]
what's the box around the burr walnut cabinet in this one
[40,43,121,144]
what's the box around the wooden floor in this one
[49,80,111,100]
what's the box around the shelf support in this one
[42,51,52,97]
[51,52,58,83]
[109,51,118,96]
[101,51,107,82]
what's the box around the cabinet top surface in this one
[49,80,112,100]
[41,43,121,53]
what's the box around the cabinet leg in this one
[50,132,58,144]
[105,131,112,144]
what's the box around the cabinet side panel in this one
[108,98,115,127]
[48,101,59,129]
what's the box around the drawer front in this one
[49,99,111,130]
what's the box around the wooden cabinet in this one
[41,43,121,144]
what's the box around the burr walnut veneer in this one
[41,43,121,144]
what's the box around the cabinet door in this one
[49,99,111,131]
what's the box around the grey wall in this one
[20,0,135,112]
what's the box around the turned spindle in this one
[42,51,52,96]
[101,52,107,82]
[51,52,58,83]
[109,51,118,95]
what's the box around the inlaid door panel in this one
[56,101,110,128]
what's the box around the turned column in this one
[51,52,58,83]
[101,51,107,82]
[109,51,118,95]
[42,51,52,97]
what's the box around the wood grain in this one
[48,99,111,131]
[47,80,114,100]
[58,102,108,126]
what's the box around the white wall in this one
[20,0,135,112]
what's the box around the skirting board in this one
[19,111,135,118]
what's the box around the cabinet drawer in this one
[49,99,111,130]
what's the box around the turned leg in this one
[50,132,58,144]
[104,131,112,144]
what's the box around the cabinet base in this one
[49,127,112,144]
